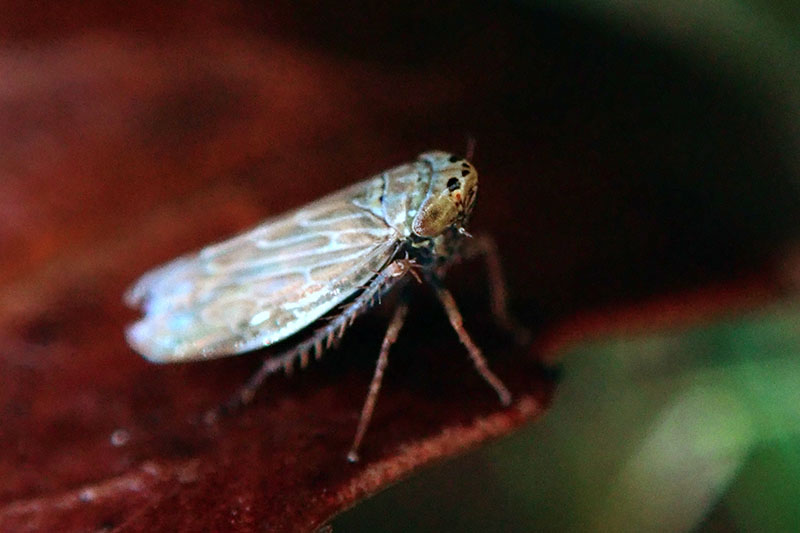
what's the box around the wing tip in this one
[123,255,195,309]
[125,321,174,363]
[123,286,143,309]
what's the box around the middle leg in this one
[347,299,410,462]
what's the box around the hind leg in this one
[205,259,414,424]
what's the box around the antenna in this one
[465,136,477,161]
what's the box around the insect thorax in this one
[354,151,475,233]
[403,228,465,273]
[350,160,429,237]
[350,155,468,271]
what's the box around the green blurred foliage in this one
[334,1,799,530]
[335,300,800,532]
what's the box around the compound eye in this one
[446,177,460,191]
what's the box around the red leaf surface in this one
[1,2,794,531]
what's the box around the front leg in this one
[461,233,531,345]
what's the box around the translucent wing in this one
[125,179,398,362]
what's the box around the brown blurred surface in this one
[0,2,796,531]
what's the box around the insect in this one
[125,151,525,462]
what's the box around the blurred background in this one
[330,3,800,530]
[1,0,798,531]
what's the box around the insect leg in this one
[207,259,415,422]
[461,233,531,344]
[434,284,512,406]
[347,300,409,463]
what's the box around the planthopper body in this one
[125,151,523,461]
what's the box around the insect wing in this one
[125,179,398,362]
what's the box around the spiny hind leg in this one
[461,233,531,344]
[203,343,311,424]
[347,300,409,462]
[434,284,512,406]
[205,259,413,424]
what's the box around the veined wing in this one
[125,179,398,362]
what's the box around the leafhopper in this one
[125,151,524,461]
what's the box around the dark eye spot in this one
[462,162,470,168]
[461,170,470,177]
[446,177,460,191]
[448,155,460,163]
